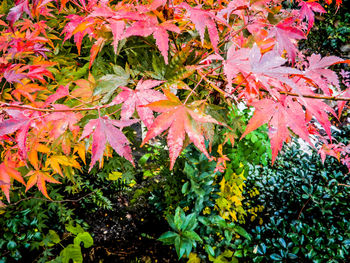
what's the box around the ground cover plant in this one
[1,0,350,261]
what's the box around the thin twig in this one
[0,102,112,112]
[297,197,311,220]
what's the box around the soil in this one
[78,191,179,262]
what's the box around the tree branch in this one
[0,102,112,112]
[278,91,350,101]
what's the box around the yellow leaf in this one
[36,144,50,153]
[46,156,81,177]
[187,253,201,263]
[74,142,86,164]
[108,171,122,181]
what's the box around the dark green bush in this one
[241,127,350,262]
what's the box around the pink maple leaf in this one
[80,117,138,171]
[44,105,82,139]
[112,79,165,128]
[181,3,220,52]
[7,0,31,26]
[122,16,180,64]
[304,54,343,95]
[241,97,310,164]
[0,109,31,158]
[248,44,302,94]
[268,18,305,63]
[44,84,70,106]
[299,0,326,34]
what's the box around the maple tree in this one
[0,0,349,202]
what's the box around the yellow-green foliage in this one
[214,164,264,224]
[214,164,247,222]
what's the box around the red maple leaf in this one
[62,15,95,55]
[241,97,310,164]
[141,90,221,169]
[111,79,165,128]
[80,117,138,171]
[0,162,26,202]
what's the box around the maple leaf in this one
[297,97,336,139]
[181,3,220,52]
[3,68,26,84]
[0,109,31,158]
[111,79,165,128]
[44,84,70,106]
[109,20,125,53]
[141,90,221,169]
[205,47,251,89]
[0,162,26,202]
[248,44,302,94]
[122,16,180,64]
[80,117,138,171]
[268,18,305,63]
[299,0,326,34]
[337,88,350,118]
[45,155,81,177]
[25,170,61,199]
[94,65,130,103]
[44,105,82,139]
[304,54,343,95]
[62,15,95,55]
[241,97,310,164]
[7,0,31,26]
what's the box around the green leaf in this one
[74,232,93,248]
[158,231,178,244]
[233,226,251,241]
[181,182,189,194]
[6,241,17,250]
[205,244,215,257]
[183,231,202,242]
[60,244,83,263]
[278,238,287,248]
[174,236,182,259]
[181,213,197,231]
[174,207,185,230]
[270,253,283,261]
[93,65,129,102]
[47,230,61,246]
[288,253,298,259]
[182,240,193,258]
[65,223,84,235]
